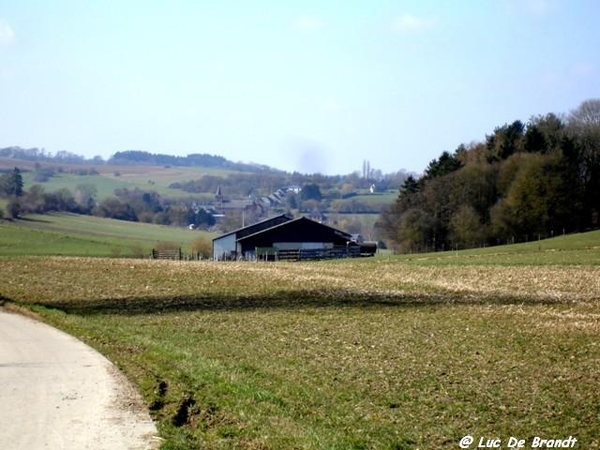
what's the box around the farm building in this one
[212,214,376,261]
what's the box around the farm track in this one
[0,309,157,450]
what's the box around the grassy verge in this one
[1,252,599,449]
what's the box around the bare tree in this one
[568,98,600,129]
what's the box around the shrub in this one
[155,241,180,251]
[7,199,21,219]
[191,237,212,259]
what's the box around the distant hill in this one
[0,147,281,174]
[108,150,279,173]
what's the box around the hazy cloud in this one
[525,0,559,15]
[539,62,595,91]
[503,0,559,16]
[283,137,330,174]
[291,15,325,32]
[0,19,15,46]
[321,96,342,113]
[391,14,437,34]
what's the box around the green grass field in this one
[394,229,600,266]
[1,229,599,449]
[17,164,233,200]
[0,213,215,257]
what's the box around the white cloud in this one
[291,16,325,32]
[0,19,15,46]
[391,14,437,34]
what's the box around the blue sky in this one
[1,1,599,175]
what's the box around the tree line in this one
[0,146,102,164]
[379,99,600,252]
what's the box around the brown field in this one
[1,255,599,449]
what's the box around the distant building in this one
[212,214,375,261]
[212,214,292,260]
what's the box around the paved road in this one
[0,310,157,450]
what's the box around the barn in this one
[212,214,373,261]
[212,214,292,261]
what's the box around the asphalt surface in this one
[0,310,157,449]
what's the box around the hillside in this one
[0,153,404,242]
[393,228,600,266]
[0,156,239,200]
[0,213,214,257]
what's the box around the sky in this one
[1,1,599,175]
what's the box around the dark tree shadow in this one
[13,289,564,316]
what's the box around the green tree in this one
[491,153,570,238]
[524,113,564,153]
[0,167,24,197]
[93,198,138,221]
[399,175,420,196]
[423,151,463,180]
[22,184,47,213]
[196,208,216,228]
[449,205,485,249]
[568,99,600,227]
[74,184,98,212]
[7,199,22,218]
[395,208,434,253]
[300,183,322,201]
[48,188,77,212]
[450,164,498,222]
[486,120,525,162]
[167,204,193,227]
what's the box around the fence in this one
[150,248,182,260]
[256,245,362,261]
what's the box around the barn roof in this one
[236,216,353,245]
[212,214,292,242]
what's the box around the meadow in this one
[0,157,235,200]
[0,213,214,257]
[1,228,599,449]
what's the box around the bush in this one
[7,199,21,219]
[191,237,212,259]
[155,241,180,251]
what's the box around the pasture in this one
[0,213,214,257]
[0,232,599,449]
[1,158,235,200]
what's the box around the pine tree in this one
[12,167,24,197]
[0,167,24,197]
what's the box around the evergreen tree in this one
[0,167,24,197]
